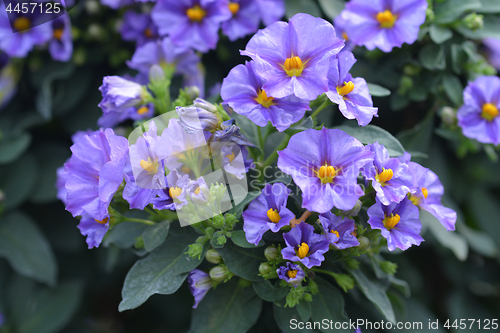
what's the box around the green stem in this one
[311,268,338,278]
[257,126,265,151]
[310,99,331,119]
[123,217,155,226]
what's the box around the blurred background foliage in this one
[0,0,499,332]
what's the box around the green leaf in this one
[119,229,203,311]
[397,111,435,154]
[335,125,405,157]
[457,15,500,40]
[434,0,481,24]
[264,132,286,158]
[457,223,498,258]
[216,241,266,281]
[103,222,149,249]
[188,279,262,333]
[0,212,57,286]
[442,74,464,106]
[252,280,289,302]
[367,83,391,97]
[419,44,446,70]
[296,301,311,322]
[310,277,350,333]
[286,0,321,18]
[273,303,315,333]
[286,116,314,135]
[142,221,170,252]
[318,0,344,20]
[451,44,468,74]
[348,268,396,324]
[429,25,453,44]
[0,153,38,209]
[476,0,500,12]
[230,230,264,248]
[0,132,31,165]
[228,191,261,220]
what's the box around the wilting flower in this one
[221,61,310,131]
[176,104,221,134]
[319,211,359,250]
[77,213,109,249]
[221,0,260,41]
[49,15,73,62]
[282,222,329,269]
[277,262,305,287]
[120,11,158,46]
[483,38,500,70]
[255,0,285,26]
[0,7,52,58]
[367,197,423,251]
[151,0,231,52]
[188,269,213,308]
[277,128,373,213]
[243,183,295,245]
[212,119,256,147]
[152,169,190,211]
[241,13,344,100]
[326,51,378,126]
[339,0,428,52]
[98,75,149,114]
[65,129,129,221]
[457,75,500,145]
[361,142,412,205]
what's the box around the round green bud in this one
[264,246,280,261]
[225,231,232,238]
[303,293,313,302]
[259,262,271,276]
[216,235,227,246]
[209,266,229,282]
[224,213,238,228]
[212,215,225,229]
[357,236,370,252]
[380,261,398,275]
[440,107,456,125]
[463,12,484,30]
[187,243,203,259]
[205,227,214,238]
[346,258,360,270]
[205,249,222,264]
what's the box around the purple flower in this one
[277,262,305,287]
[221,61,310,132]
[100,0,133,9]
[457,75,500,145]
[120,11,158,46]
[241,13,344,100]
[152,169,190,211]
[319,211,359,250]
[77,213,109,249]
[367,197,423,251]
[212,119,256,147]
[277,128,373,213]
[221,0,260,41]
[188,269,213,308]
[151,0,232,53]
[98,75,148,114]
[361,142,412,205]
[56,165,68,204]
[339,0,428,52]
[326,51,378,126]
[220,145,246,179]
[282,222,329,269]
[405,157,457,231]
[0,7,52,58]
[255,0,285,26]
[64,129,129,221]
[49,15,73,62]
[176,104,221,134]
[242,183,294,245]
[98,103,155,128]
[334,15,355,52]
[186,177,211,204]
[483,38,500,70]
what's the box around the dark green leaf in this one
[367,83,391,97]
[457,222,498,258]
[442,74,464,106]
[429,25,453,44]
[142,221,170,252]
[310,277,350,333]
[286,117,314,135]
[419,44,446,70]
[286,0,321,18]
[336,125,405,156]
[476,0,500,12]
[434,0,481,24]
[274,303,315,333]
[252,280,289,302]
[318,0,344,20]
[35,63,75,120]
[216,241,265,281]
[0,132,31,165]
[296,301,311,322]
[264,132,286,158]
[230,230,264,248]
[451,44,468,74]
[104,222,149,249]
[228,191,261,220]
[388,275,411,298]
[188,279,262,333]
[457,15,500,40]
[0,153,38,209]
[0,212,57,286]
[397,111,435,154]
[119,229,203,311]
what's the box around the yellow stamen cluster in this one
[53,28,64,40]
[336,81,355,97]
[256,90,275,108]
[376,168,393,184]
[140,158,158,174]
[137,106,149,115]
[342,32,349,41]
[331,230,340,238]
[226,152,236,163]
[267,208,281,223]
[376,10,397,28]
[284,56,305,77]
[317,165,336,184]
[95,217,109,224]
[287,270,298,279]
[383,213,400,229]
[228,2,240,15]
[194,187,201,195]
[481,103,499,121]
[186,5,206,22]
[169,187,182,199]
[422,187,428,199]
[297,242,309,259]
[14,17,30,31]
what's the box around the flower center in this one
[376,168,393,185]
[140,158,158,174]
[256,89,275,108]
[137,106,149,115]
[144,27,153,38]
[169,187,182,198]
[95,217,109,224]
[283,56,305,77]
[297,242,309,259]
[331,230,340,238]
[194,187,201,195]
[422,187,428,199]
[383,213,400,229]
[376,10,397,28]
[228,2,240,15]
[342,32,349,41]
[14,17,30,31]
[267,208,281,223]
[53,28,64,40]
[481,103,499,121]
[186,5,206,22]
[336,81,355,97]
[317,165,336,184]
[287,269,298,279]
[226,152,235,163]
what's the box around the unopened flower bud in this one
[463,12,484,30]
[216,235,227,246]
[186,243,203,259]
[205,227,214,238]
[194,98,218,113]
[341,200,362,217]
[224,213,237,229]
[209,265,230,282]
[212,215,225,229]
[264,246,280,261]
[205,249,222,264]
[185,86,200,100]
[357,236,370,252]
[440,106,456,125]
[380,261,398,275]
[346,258,360,270]
[149,64,165,83]
[333,273,355,293]
[259,262,271,275]
[303,293,313,302]
[177,105,221,134]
